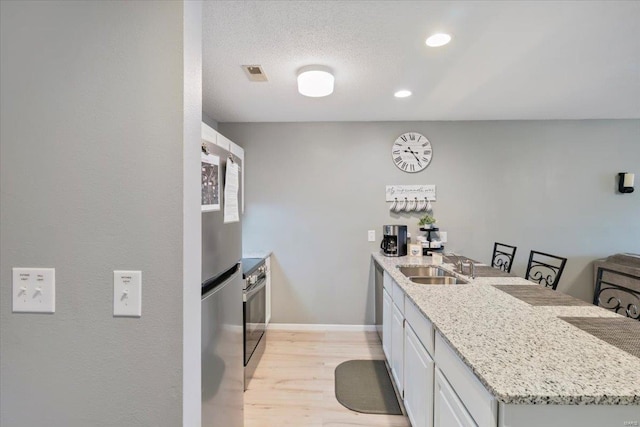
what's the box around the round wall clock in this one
[392,132,432,173]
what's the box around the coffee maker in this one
[381,225,408,257]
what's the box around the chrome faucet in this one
[457,259,475,279]
[467,260,475,279]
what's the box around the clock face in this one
[392,132,432,173]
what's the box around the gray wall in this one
[1,2,189,425]
[202,111,219,130]
[219,120,640,325]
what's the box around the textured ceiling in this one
[203,1,640,122]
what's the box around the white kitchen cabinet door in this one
[382,288,392,361]
[391,302,405,395]
[434,368,477,427]
[435,333,496,426]
[201,122,218,145]
[216,131,232,151]
[229,141,244,213]
[383,270,393,292]
[404,324,434,427]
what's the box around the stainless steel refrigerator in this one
[201,140,243,427]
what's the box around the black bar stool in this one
[593,267,640,320]
[491,242,517,273]
[525,250,567,290]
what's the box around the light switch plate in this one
[113,271,141,317]
[440,231,448,243]
[368,230,376,242]
[12,268,55,313]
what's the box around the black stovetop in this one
[241,257,265,278]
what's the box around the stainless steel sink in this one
[409,276,467,285]
[398,266,453,277]
[398,266,469,285]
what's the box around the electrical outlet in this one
[368,230,376,242]
[440,231,448,243]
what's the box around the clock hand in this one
[403,149,422,166]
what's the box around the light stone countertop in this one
[372,252,640,405]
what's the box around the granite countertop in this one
[372,252,640,406]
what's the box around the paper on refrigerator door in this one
[224,158,240,223]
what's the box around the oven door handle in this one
[244,279,266,301]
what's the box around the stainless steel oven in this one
[242,258,267,390]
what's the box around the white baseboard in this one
[267,323,377,332]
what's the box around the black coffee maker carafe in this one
[381,225,407,257]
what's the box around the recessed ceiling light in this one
[297,65,334,97]
[426,33,451,47]
[394,90,412,98]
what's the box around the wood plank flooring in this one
[244,330,410,427]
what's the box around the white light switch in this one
[440,231,448,243]
[368,230,376,242]
[113,271,141,317]
[12,268,55,313]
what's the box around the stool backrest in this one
[525,250,567,290]
[593,267,640,320]
[491,242,517,273]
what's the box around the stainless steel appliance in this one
[242,258,267,390]
[201,140,243,427]
[381,225,408,257]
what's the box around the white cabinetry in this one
[434,368,477,427]
[391,302,405,394]
[376,261,493,427]
[383,270,393,292]
[382,269,407,396]
[435,333,497,427]
[382,287,392,361]
[201,122,245,213]
[404,324,435,427]
[375,260,635,427]
[228,140,245,213]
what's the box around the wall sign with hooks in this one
[386,185,436,212]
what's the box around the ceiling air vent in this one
[242,65,268,82]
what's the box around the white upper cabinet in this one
[201,122,218,145]
[201,122,245,213]
[229,140,245,213]
[216,132,232,151]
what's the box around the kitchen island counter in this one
[372,252,640,406]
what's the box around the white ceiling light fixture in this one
[426,33,451,47]
[297,65,334,97]
[394,90,412,98]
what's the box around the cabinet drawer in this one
[392,280,405,314]
[435,333,497,427]
[405,298,435,357]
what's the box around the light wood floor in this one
[244,330,411,427]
